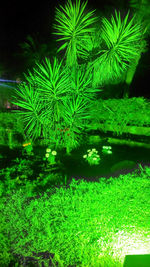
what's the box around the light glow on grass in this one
[97,229,150,264]
[114,230,150,256]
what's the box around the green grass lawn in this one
[0,165,150,266]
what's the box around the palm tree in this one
[11,0,149,154]
[53,0,148,96]
[12,57,97,154]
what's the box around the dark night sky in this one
[0,0,128,60]
[0,0,150,98]
[0,1,107,76]
[0,1,55,65]
[0,1,113,54]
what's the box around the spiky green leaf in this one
[53,0,98,66]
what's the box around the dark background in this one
[0,0,150,98]
[0,0,129,61]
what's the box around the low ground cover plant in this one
[0,166,149,266]
[0,150,66,198]
[0,158,33,195]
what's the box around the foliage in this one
[53,0,147,86]
[12,57,71,140]
[83,148,101,165]
[44,148,57,165]
[102,145,112,154]
[135,163,150,177]
[60,94,95,154]
[11,0,149,151]
[22,142,34,156]
[86,97,150,135]
[0,159,32,197]
[35,172,64,189]
[0,112,25,146]
[11,57,97,154]
[0,155,66,198]
[0,167,149,266]
[78,26,103,64]
[52,0,148,95]
[88,10,146,86]
[53,0,98,68]
[68,63,101,100]
[129,0,150,37]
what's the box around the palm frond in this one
[90,9,144,85]
[69,64,101,99]
[77,27,103,61]
[53,0,98,66]
[60,94,93,152]
[101,10,143,61]
[62,95,93,128]
[28,57,72,97]
[11,83,45,139]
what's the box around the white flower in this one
[108,150,112,154]
[46,148,51,153]
[52,150,57,155]
[87,149,91,152]
[88,152,92,157]
[93,157,97,160]
[92,148,96,152]
[83,154,87,158]
[45,153,49,158]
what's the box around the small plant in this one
[0,158,34,196]
[12,158,33,177]
[83,148,101,166]
[43,148,57,165]
[22,142,34,156]
[102,145,112,154]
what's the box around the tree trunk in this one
[122,83,130,99]
[123,53,141,98]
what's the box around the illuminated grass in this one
[0,165,150,266]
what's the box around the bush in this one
[0,112,25,147]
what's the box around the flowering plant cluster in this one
[43,148,57,165]
[83,148,101,166]
[102,145,112,154]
